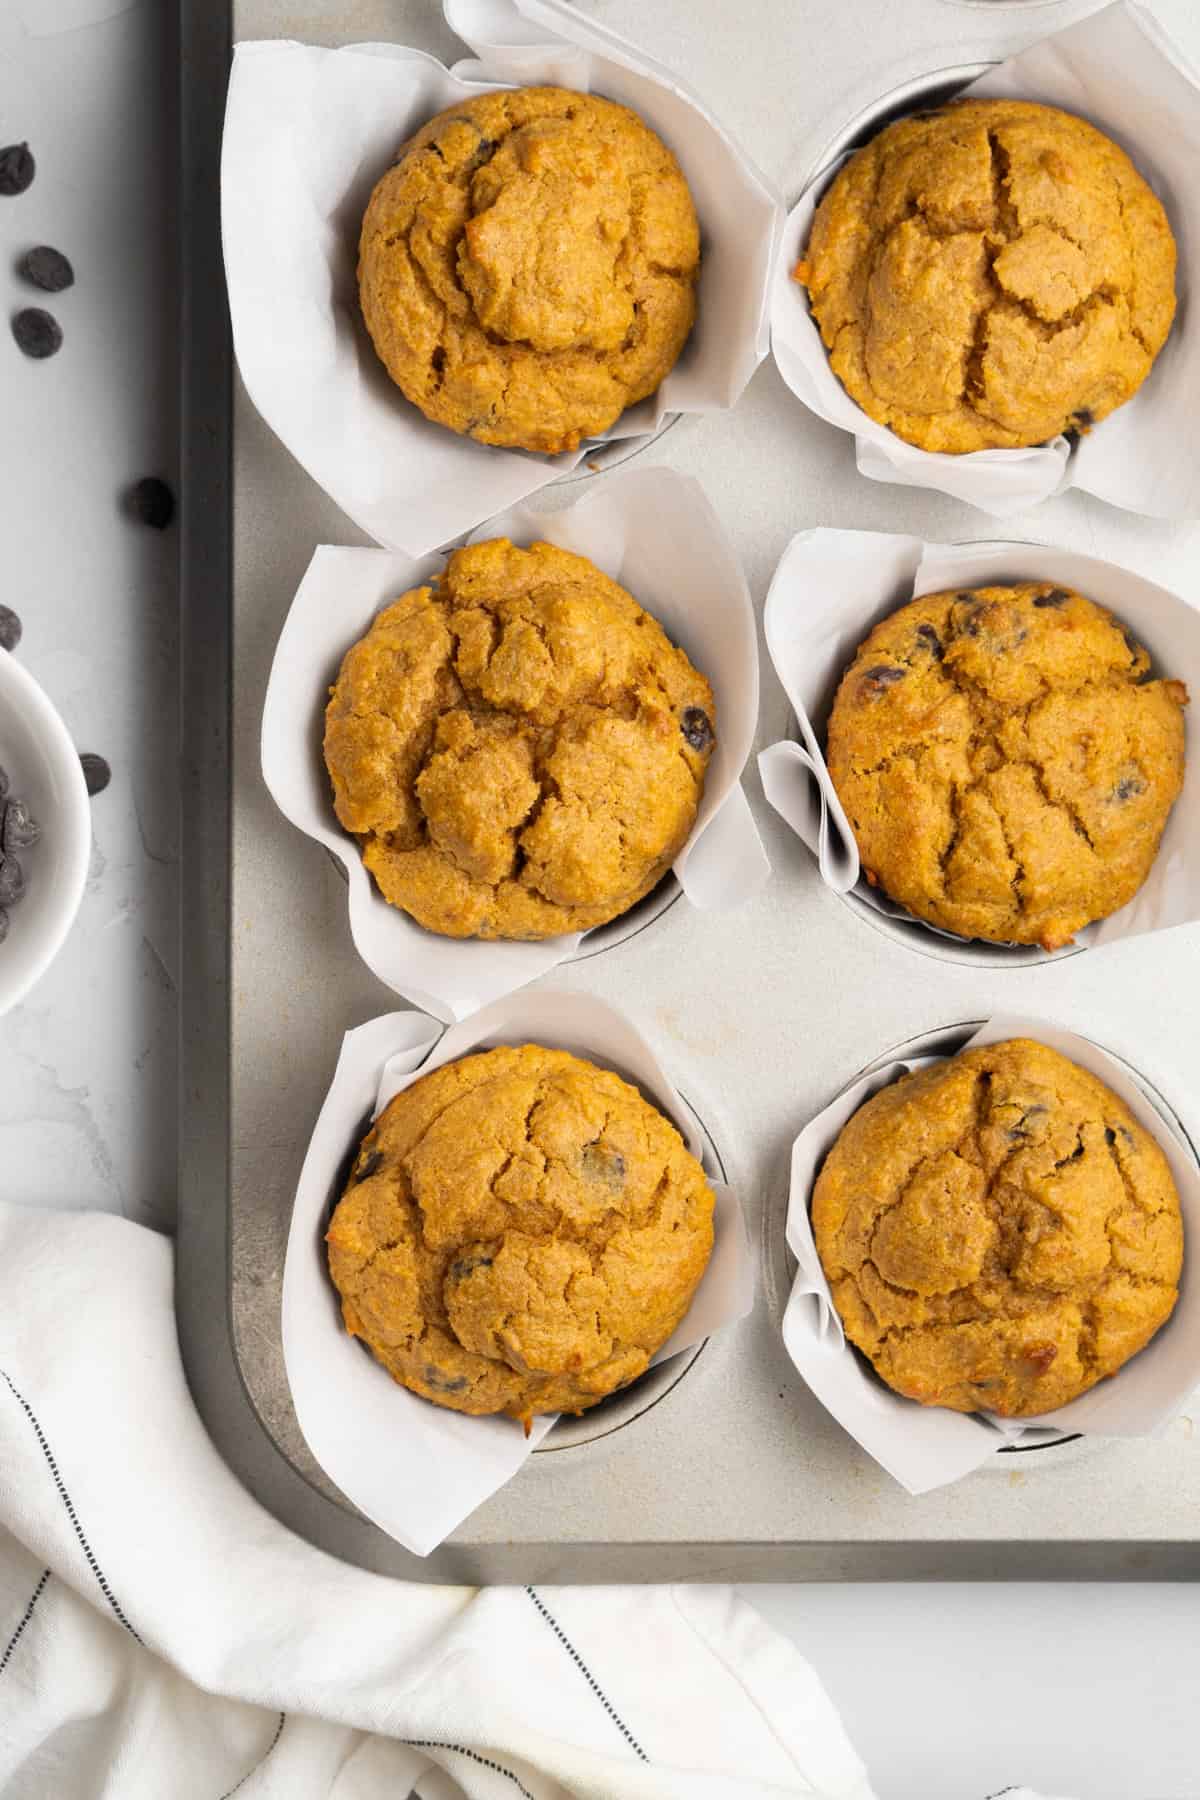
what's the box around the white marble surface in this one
[2,4,1199,1799]
[0,0,176,1231]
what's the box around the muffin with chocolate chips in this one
[358,86,700,453]
[794,99,1176,453]
[812,1038,1183,1416]
[324,537,716,940]
[827,581,1187,949]
[326,1044,715,1425]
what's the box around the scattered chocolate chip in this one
[353,1147,383,1184]
[3,799,41,851]
[430,345,446,374]
[0,857,23,907]
[1034,589,1070,609]
[0,143,35,197]
[681,706,714,752]
[1113,775,1146,802]
[0,605,21,652]
[1105,1127,1117,1146]
[126,476,175,530]
[79,753,111,796]
[915,622,943,658]
[20,245,73,293]
[861,665,905,693]
[12,307,62,359]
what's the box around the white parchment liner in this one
[770,2,1200,519]
[263,467,768,1021]
[783,1014,1200,1495]
[281,989,755,1555]
[221,0,783,556]
[758,529,1200,956]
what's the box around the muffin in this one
[794,99,1176,453]
[826,581,1187,950]
[358,86,700,453]
[324,537,716,941]
[326,1044,715,1426]
[812,1038,1184,1417]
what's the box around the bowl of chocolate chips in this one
[0,622,90,1014]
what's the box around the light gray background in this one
[1,2,1198,1797]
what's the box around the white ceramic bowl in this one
[0,650,90,1015]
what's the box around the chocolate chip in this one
[1008,1103,1048,1139]
[681,706,714,752]
[353,1148,383,1184]
[449,1253,494,1281]
[0,605,21,652]
[465,135,500,174]
[421,1366,469,1394]
[79,753,111,797]
[915,622,943,658]
[3,800,41,851]
[1034,589,1070,609]
[1105,1127,1117,1146]
[0,856,24,907]
[581,1143,625,1188]
[1113,775,1146,802]
[861,665,905,693]
[12,307,62,359]
[431,345,446,374]
[20,246,73,293]
[126,476,175,530]
[0,143,35,197]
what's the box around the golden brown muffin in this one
[827,582,1187,950]
[812,1038,1183,1417]
[326,1044,715,1425]
[358,86,700,453]
[324,537,715,941]
[794,99,1176,453]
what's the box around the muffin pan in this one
[180,0,1200,1578]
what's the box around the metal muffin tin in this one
[180,0,1200,1579]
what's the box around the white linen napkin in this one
[0,1200,872,1800]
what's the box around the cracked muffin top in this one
[826,581,1187,950]
[812,1038,1183,1417]
[326,1044,715,1425]
[793,99,1176,453]
[324,537,715,942]
[358,86,700,454]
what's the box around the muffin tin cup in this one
[221,0,783,558]
[280,987,754,1555]
[263,466,769,1021]
[777,1013,1200,1496]
[768,4,1200,521]
[758,528,1200,968]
